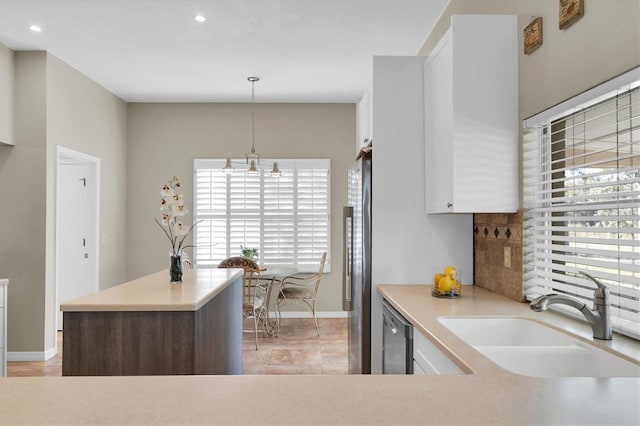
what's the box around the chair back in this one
[217,257,261,309]
[312,252,327,294]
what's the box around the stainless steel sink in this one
[437,316,640,378]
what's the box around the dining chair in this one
[275,252,327,337]
[217,256,264,350]
[181,252,193,270]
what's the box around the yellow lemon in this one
[452,279,461,291]
[444,265,457,280]
[433,273,444,286]
[438,275,453,293]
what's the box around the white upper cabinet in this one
[0,44,15,146]
[357,88,372,153]
[424,15,518,213]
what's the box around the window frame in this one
[523,67,640,340]
[193,158,331,273]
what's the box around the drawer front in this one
[414,331,463,375]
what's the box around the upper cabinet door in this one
[0,45,15,146]
[424,15,519,214]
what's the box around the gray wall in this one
[125,102,355,312]
[44,54,128,350]
[0,49,128,354]
[0,52,47,352]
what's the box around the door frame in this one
[55,146,100,340]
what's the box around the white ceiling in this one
[0,0,448,103]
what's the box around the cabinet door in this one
[0,45,14,146]
[413,360,427,375]
[424,15,518,214]
[449,15,519,213]
[413,331,463,375]
[424,30,454,214]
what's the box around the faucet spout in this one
[530,293,586,312]
[529,272,612,340]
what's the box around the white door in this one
[56,163,90,330]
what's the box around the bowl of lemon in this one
[432,266,461,298]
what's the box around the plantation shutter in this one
[193,159,330,272]
[297,167,330,267]
[229,171,261,263]
[194,165,227,266]
[262,165,295,266]
[523,69,639,339]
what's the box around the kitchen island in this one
[1,285,637,425]
[60,268,243,376]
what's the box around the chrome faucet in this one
[530,272,612,340]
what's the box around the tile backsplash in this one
[474,210,525,302]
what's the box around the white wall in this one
[370,56,473,373]
[125,102,355,312]
[356,89,371,154]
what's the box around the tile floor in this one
[7,318,348,377]
[245,317,348,374]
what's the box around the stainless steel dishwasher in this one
[382,299,413,374]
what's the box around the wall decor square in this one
[559,0,584,30]
[524,17,543,55]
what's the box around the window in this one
[193,159,330,272]
[523,69,639,339]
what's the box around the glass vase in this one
[170,254,183,282]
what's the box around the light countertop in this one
[378,285,640,370]
[0,278,7,286]
[60,268,242,312]
[1,285,638,425]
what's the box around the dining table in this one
[257,266,298,336]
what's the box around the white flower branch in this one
[156,176,201,257]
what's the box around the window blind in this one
[193,159,330,272]
[523,71,639,339]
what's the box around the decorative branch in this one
[155,177,200,257]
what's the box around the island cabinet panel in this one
[194,280,243,375]
[62,273,242,376]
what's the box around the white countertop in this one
[60,268,242,312]
[0,278,7,286]
[379,285,640,369]
[1,285,638,425]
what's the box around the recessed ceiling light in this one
[194,15,206,23]
[29,25,42,32]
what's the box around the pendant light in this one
[223,158,233,174]
[245,76,261,168]
[223,76,280,177]
[270,162,281,177]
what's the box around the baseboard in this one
[8,347,57,362]
[277,311,347,319]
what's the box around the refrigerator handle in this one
[342,206,353,311]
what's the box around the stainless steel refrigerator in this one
[342,143,371,374]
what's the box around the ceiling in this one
[0,0,448,103]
